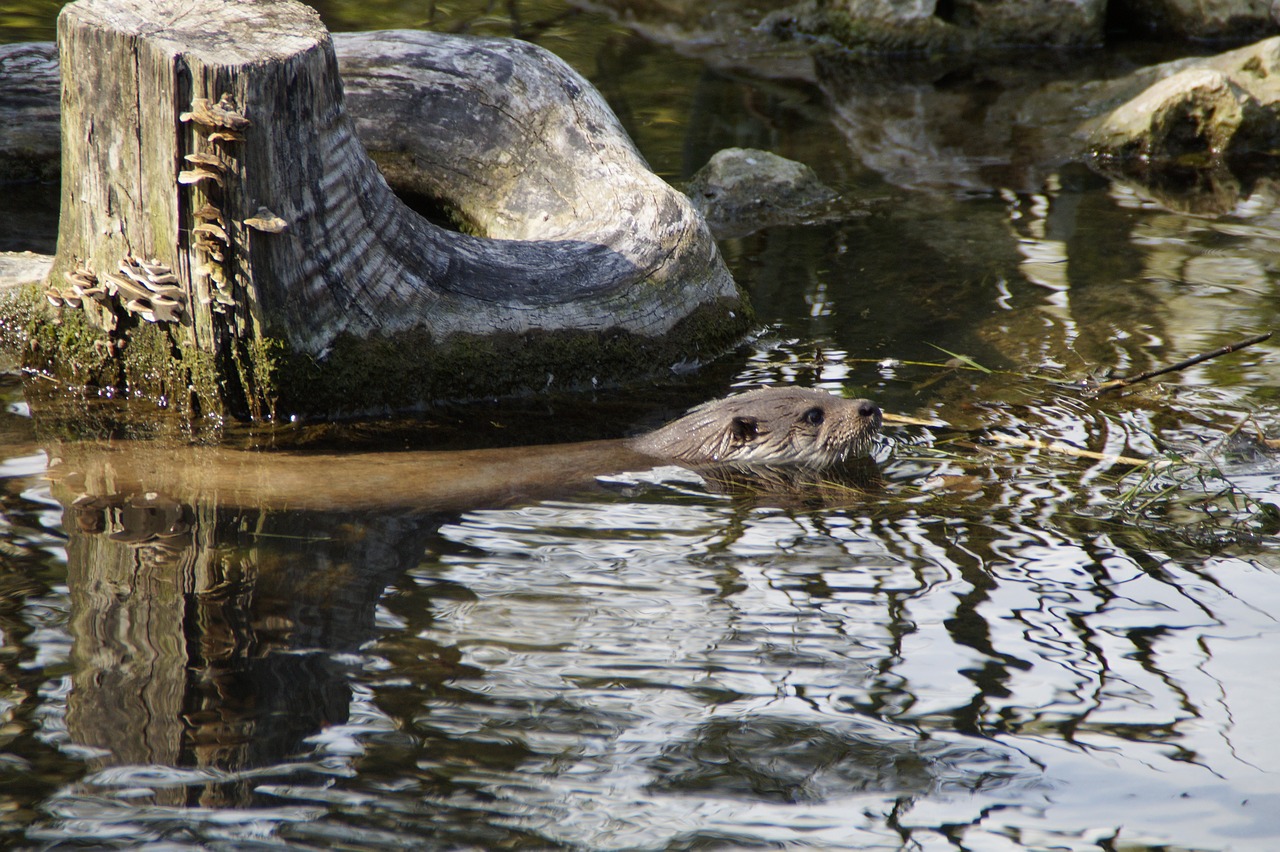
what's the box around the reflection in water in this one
[9,372,1263,847]
[646,713,1031,802]
[6,1,1280,848]
[5,363,1280,850]
[34,472,447,839]
[334,492,1280,848]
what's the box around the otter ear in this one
[730,416,759,443]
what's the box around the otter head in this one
[631,387,882,470]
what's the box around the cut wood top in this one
[64,0,327,63]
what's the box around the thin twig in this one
[1091,331,1272,394]
[881,412,950,428]
[982,432,1160,467]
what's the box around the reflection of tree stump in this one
[57,483,416,796]
[33,0,747,419]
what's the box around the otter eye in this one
[802,407,824,426]
[730,416,760,442]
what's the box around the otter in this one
[45,387,883,514]
[631,386,881,469]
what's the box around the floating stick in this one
[981,433,1157,467]
[1092,331,1272,394]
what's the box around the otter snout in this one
[631,387,883,470]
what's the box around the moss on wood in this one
[5,285,753,421]
[267,296,754,417]
[11,287,229,419]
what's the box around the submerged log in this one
[22,0,747,420]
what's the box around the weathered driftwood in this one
[0,42,60,183]
[21,0,747,419]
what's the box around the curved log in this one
[21,0,747,419]
[0,42,60,183]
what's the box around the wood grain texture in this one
[36,0,745,417]
[0,43,60,181]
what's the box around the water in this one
[5,1,1280,849]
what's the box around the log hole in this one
[395,189,472,233]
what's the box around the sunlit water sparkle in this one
[5,1,1280,849]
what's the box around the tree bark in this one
[23,0,748,420]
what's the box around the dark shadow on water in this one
[0,180,58,254]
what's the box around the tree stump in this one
[30,0,748,419]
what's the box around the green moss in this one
[14,289,121,387]
[5,280,754,422]
[270,296,754,418]
[116,318,224,414]
[6,287,228,420]
[234,334,289,421]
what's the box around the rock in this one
[807,34,1280,209]
[7,11,1280,236]
[767,0,1106,54]
[1109,0,1279,42]
[685,148,839,238]
[1085,37,1280,212]
[1091,68,1267,159]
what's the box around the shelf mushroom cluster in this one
[180,93,250,320]
[42,92,290,335]
[46,257,186,325]
[178,92,288,326]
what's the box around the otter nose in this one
[857,401,880,419]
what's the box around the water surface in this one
[3,1,1280,849]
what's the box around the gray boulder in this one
[1085,37,1280,212]
[685,148,839,238]
[1087,37,1280,159]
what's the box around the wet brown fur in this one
[630,386,882,469]
[46,387,882,513]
